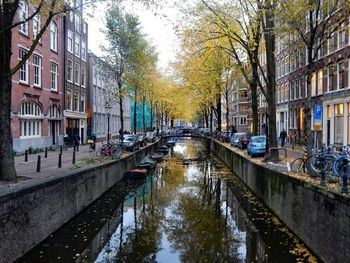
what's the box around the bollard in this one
[60,145,63,155]
[341,159,349,194]
[72,151,76,164]
[45,147,48,158]
[58,153,62,168]
[36,155,41,173]
[25,150,28,162]
[73,145,76,152]
[319,154,326,186]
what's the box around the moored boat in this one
[125,169,148,180]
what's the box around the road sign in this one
[314,104,322,131]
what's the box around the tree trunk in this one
[150,101,153,128]
[133,88,137,134]
[0,23,16,180]
[251,64,259,136]
[305,50,313,157]
[263,0,278,159]
[118,83,124,138]
[142,96,146,132]
[216,94,222,132]
[225,90,230,132]
[210,107,213,133]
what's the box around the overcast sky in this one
[86,1,180,72]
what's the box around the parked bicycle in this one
[96,141,122,159]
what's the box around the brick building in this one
[11,1,64,152]
[63,1,88,145]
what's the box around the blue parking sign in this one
[314,104,322,131]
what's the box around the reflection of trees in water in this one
[165,164,243,263]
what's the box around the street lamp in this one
[105,102,112,143]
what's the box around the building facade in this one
[63,1,88,144]
[11,1,64,152]
[87,52,131,141]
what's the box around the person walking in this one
[280,129,287,147]
[74,133,80,151]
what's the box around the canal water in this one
[19,139,320,263]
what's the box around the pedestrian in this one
[280,129,287,147]
[74,133,80,151]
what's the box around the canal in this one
[18,139,319,263]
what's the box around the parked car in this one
[238,133,252,150]
[202,128,211,136]
[146,131,156,142]
[136,132,147,147]
[247,135,267,157]
[122,135,140,151]
[231,132,246,147]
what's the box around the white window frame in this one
[67,30,73,53]
[50,22,57,52]
[19,48,28,84]
[18,1,28,35]
[33,54,41,87]
[33,14,40,40]
[66,89,73,110]
[75,35,80,57]
[73,91,79,111]
[74,62,80,85]
[74,13,80,33]
[19,102,42,138]
[80,93,85,112]
[81,66,86,87]
[67,58,73,83]
[81,40,86,61]
[50,62,58,91]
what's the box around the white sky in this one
[86,1,180,72]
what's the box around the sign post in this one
[314,104,322,150]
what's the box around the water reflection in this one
[19,139,319,263]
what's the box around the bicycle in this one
[331,146,350,181]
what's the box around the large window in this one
[67,30,73,53]
[50,62,58,91]
[66,89,72,110]
[75,35,80,57]
[338,24,346,49]
[81,41,86,61]
[73,91,79,111]
[19,48,28,84]
[81,66,86,87]
[33,55,41,87]
[334,104,344,144]
[19,102,42,138]
[337,61,346,89]
[74,63,80,85]
[75,14,81,32]
[33,14,40,39]
[327,64,336,92]
[18,1,28,34]
[67,59,73,82]
[311,72,317,96]
[50,22,57,51]
[317,69,323,95]
[80,93,85,112]
[49,105,60,118]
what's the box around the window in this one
[18,1,28,34]
[328,31,336,54]
[75,13,80,32]
[66,89,72,110]
[67,59,73,82]
[334,104,344,144]
[74,63,80,85]
[50,62,58,91]
[338,23,346,49]
[311,72,317,96]
[73,91,79,111]
[33,14,40,39]
[337,61,346,89]
[33,55,41,87]
[69,10,74,22]
[67,30,73,53]
[318,69,323,95]
[19,102,42,138]
[328,64,336,92]
[49,105,60,118]
[50,22,57,51]
[81,66,86,87]
[75,35,80,57]
[80,93,85,112]
[81,41,86,61]
[19,48,28,84]
[83,22,87,34]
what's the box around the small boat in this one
[125,169,148,180]
[157,145,170,153]
[138,156,156,170]
[165,139,176,147]
[151,152,165,162]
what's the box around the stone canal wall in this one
[0,141,159,263]
[210,140,350,263]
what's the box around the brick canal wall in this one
[0,141,159,263]
[211,140,350,263]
